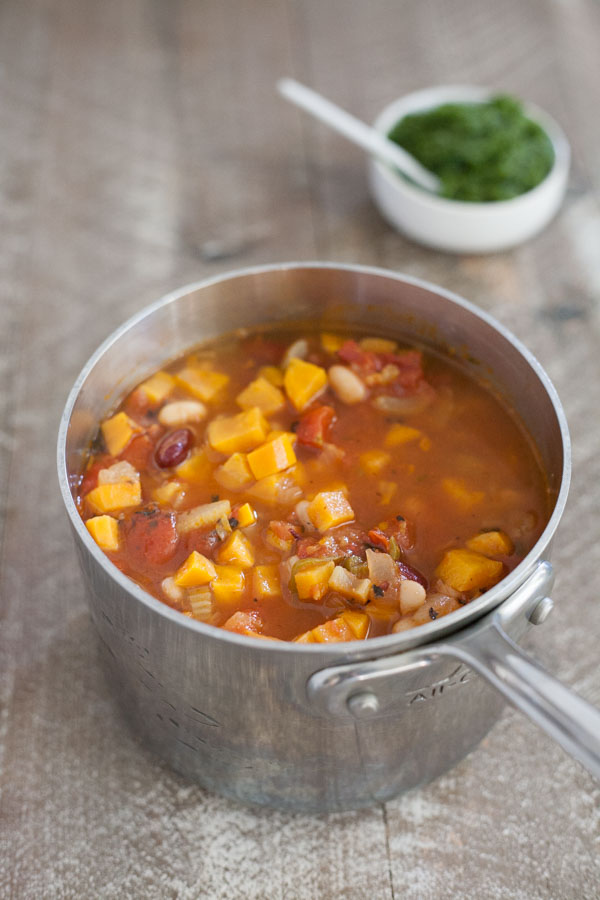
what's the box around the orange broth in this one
[77,326,552,643]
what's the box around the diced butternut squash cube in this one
[138,371,175,405]
[252,565,281,599]
[436,549,504,592]
[247,473,302,506]
[86,481,142,514]
[247,434,296,480]
[217,531,255,568]
[385,424,422,447]
[101,412,137,456]
[442,478,485,510]
[338,610,369,639]
[284,358,327,411]
[175,449,213,485]
[320,332,345,354]
[294,560,336,601]
[86,515,120,551]
[311,617,355,643]
[466,530,514,557]
[175,366,229,402]
[359,337,397,353]
[294,630,316,643]
[211,565,246,606]
[377,480,397,505]
[258,365,284,387]
[307,490,354,532]
[153,481,186,507]
[207,407,269,455]
[360,450,391,476]
[235,503,256,529]
[236,376,285,417]
[177,500,232,534]
[214,452,254,491]
[328,565,371,603]
[174,551,217,587]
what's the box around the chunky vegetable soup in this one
[77,327,551,643]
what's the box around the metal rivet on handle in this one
[528,596,554,625]
[347,691,380,718]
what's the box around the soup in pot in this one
[76,326,551,642]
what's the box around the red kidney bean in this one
[154,428,193,468]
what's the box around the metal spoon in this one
[277,78,440,194]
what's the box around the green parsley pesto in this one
[388,95,554,202]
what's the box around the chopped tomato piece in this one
[125,509,179,567]
[338,340,382,373]
[79,458,112,497]
[296,405,336,449]
[120,433,155,470]
[367,529,390,551]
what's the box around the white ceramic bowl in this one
[368,85,570,254]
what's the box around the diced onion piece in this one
[161,576,186,604]
[98,460,140,485]
[373,393,433,417]
[328,365,367,405]
[365,548,397,584]
[328,565,371,603]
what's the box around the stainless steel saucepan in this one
[57,263,600,812]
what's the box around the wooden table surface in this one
[2,0,600,897]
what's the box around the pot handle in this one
[432,623,600,780]
[307,562,600,780]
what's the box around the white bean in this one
[158,400,207,427]
[392,617,414,634]
[399,580,427,615]
[328,365,367,404]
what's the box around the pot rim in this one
[57,261,571,657]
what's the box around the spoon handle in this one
[277,78,440,193]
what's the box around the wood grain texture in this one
[1,0,599,897]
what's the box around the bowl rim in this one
[57,261,571,657]
[371,84,571,213]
